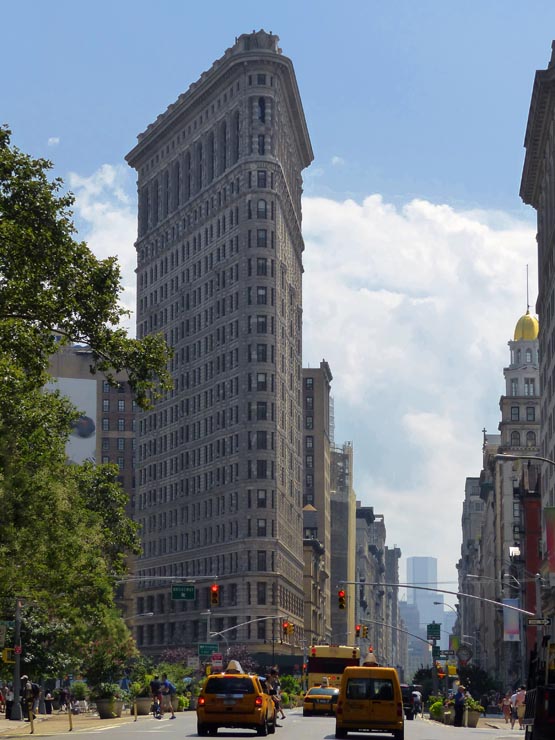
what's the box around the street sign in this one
[187,656,200,670]
[198,642,219,657]
[432,645,441,659]
[440,650,455,657]
[427,622,441,640]
[528,617,552,627]
[0,621,15,627]
[211,652,223,670]
[171,584,196,600]
[14,645,22,654]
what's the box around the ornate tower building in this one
[126,30,313,655]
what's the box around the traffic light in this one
[287,622,294,635]
[210,583,220,606]
[338,589,346,609]
[362,626,368,638]
[355,624,361,637]
[282,621,289,637]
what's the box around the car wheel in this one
[257,718,269,736]
[394,731,404,740]
[208,727,218,736]
[197,722,209,736]
[407,711,414,720]
[335,727,348,738]
[268,716,276,734]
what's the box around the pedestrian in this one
[20,675,39,721]
[5,685,14,720]
[150,675,163,719]
[514,686,526,730]
[44,691,53,715]
[500,691,512,724]
[269,669,286,720]
[161,673,176,719]
[453,684,465,727]
[58,687,69,713]
[510,689,518,729]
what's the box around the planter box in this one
[134,697,152,716]
[466,710,480,728]
[95,698,123,719]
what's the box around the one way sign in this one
[528,618,551,627]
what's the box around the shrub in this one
[71,682,88,700]
[429,700,445,720]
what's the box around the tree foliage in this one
[0,126,171,677]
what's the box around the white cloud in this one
[68,165,137,330]
[331,155,345,167]
[302,194,537,587]
[47,137,60,147]
[67,166,537,588]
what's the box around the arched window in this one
[511,431,521,447]
[526,431,536,447]
[258,97,266,123]
[257,199,267,219]
[516,349,522,363]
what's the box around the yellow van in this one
[335,665,404,739]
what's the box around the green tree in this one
[0,126,171,677]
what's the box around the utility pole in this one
[11,598,22,721]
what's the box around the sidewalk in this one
[0,710,139,737]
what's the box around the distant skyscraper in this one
[406,556,438,630]
[126,30,313,655]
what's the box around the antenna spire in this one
[526,264,530,313]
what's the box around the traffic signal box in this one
[282,621,289,637]
[362,626,368,638]
[210,583,220,606]
[355,624,361,637]
[2,648,14,664]
[288,623,294,635]
[338,589,346,609]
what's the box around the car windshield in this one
[205,677,255,694]
[307,687,338,696]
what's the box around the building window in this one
[524,378,536,396]
[256,489,267,508]
[257,551,267,571]
[306,435,314,449]
[257,74,266,85]
[256,373,267,391]
[102,418,109,432]
[257,199,267,219]
[117,457,124,470]
[103,399,110,412]
[305,377,314,389]
[102,438,109,451]
[526,431,537,447]
[257,229,267,247]
[118,418,125,431]
[256,257,267,276]
[257,315,268,333]
[257,287,267,304]
[306,416,313,429]
[511,378,518,396]
[117,438,125,451]
[511,431,521,446]
[306,455,313,468]
[102,456,110,465]
[257,170,267,188]
[256,402,267,420]
[257,135,265,155]
[306,474,313,487]
[258,97,266,123]
[526,406,535,421]
[103,380,110,393]
[306,396,314,410]
[256,459,267,478]
[257,431,268,449]
[256,344,267,362]
[118,399,125,412]
[257,519,267,536]
[511,406,520,421]
[526,349,532,363]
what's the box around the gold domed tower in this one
[513,309,539,342]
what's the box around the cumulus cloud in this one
[67,167,537,586]
[331,155,345,167]
[302,194,537,586]
[68,165,137,329]
[47,137,60,147]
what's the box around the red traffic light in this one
[210,583,220,605]
[338,589,346,609]
[282,621,289,635]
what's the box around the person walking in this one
[269,670,286,720]
[500,691,512,724]
[161,673,176,719]
[149,675,163,719]
[453,685,465,727]
[514,686,526,730]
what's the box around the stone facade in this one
[126,30,313,654]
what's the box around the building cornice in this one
[521,64,555,207]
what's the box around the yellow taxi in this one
[196,660,276,736]
[303,684,340,716]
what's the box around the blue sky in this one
[3,0,553,597]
